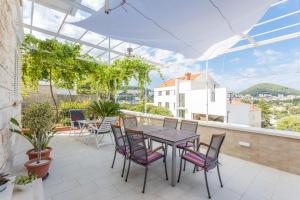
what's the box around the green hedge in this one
[58,100,91,125]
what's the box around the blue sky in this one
[22,0,299,92]
[147,0,300,92]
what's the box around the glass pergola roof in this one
[22,0,300,66]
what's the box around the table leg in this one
[171,144,176,186]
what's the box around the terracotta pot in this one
[26,147,52,160]
[55,126,71,132]
[24,157,52,179]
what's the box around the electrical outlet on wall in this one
[239,141,251,148]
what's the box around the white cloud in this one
[214,51,300,92]
[253,49,282,65]
[229,57,240,63]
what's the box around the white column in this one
[108,36,111,65]
[205,60,209,121]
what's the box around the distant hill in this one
[239,83,300,97]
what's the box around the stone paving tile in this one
[11,134,300,200]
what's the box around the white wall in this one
[227,104,250,125]
[0,0,22,172]
[184,88,227,119]
[154,86,176,116]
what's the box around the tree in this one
[277,115,300,132]
[22,35,162,120]
[257,98,271,127]
[22,35,96,121]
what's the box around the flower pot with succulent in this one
[10,102,56,179]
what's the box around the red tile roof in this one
[158,72,201,88]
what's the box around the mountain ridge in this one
[239,83,300,97]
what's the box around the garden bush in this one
[58,100,91,125]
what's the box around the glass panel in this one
[24,28,30,34]
[65,10,91,23]
[179,93,185,107]
[100,38,123,49]
[88,48,105,57]
[81,31,106,45]
[23,0,32,24]
[80,45,93,54]
[56,37,74,44]
[31,30,54,40]
[60,23,86,39]
[81,0,105,11]
[32,3,65,32]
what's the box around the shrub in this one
[58,100,91,125]
[120,102,172,117]
[11,102,56,151]
[88,100,123,119]
[277,115,300,132]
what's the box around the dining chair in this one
[176,120,198,150]
[69,109,85,136]
[177,133,226,199]
[124,128,168,193]
[111,124,128,177]
[123,116,151,148]
[161,118,178,160]
[163,117,178,129]
[123,116,138,129]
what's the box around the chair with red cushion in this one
[176,120,198,150]
[177,133,226,199]
[124,128,168,193]
[111,124,128,177]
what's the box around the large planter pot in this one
[26,147,52,160]
[24,157,52,179]
[55,126,71,132]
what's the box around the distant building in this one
[154,72,261,127]
[116,86,154,104]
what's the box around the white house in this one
[154,72,261,127]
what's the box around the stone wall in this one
[0,0,22,172]
[123,110,300,175]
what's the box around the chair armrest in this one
[184,148,200,156]
[152,146,164,153]
[197,142,209,151]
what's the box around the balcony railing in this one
[122,110,300,175]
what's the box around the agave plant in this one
[88,100,123,120]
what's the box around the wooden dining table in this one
[129,125,199,186]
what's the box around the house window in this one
[178,110,185,118]
[158,102,162,106]
[166,90,170,95]
[211,84,216,102]
[179,93,185,107]
[174,103,176,109]
[158,91,162,96]
[165,102,169,109]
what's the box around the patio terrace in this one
[11,114,300,200]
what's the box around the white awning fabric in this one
[73,0,277,60]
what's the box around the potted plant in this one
[10,102,56,179]
[88,100,124,125]
[13,174,37,191]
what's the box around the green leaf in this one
[10,118,20,126]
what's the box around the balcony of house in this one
[9,110,300,200]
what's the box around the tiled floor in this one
[12,133,300,200]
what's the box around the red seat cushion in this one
[133,149,163,164]
[176,142,194,149]
[183,152,206,167]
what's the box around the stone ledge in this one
[121,110,300,140]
